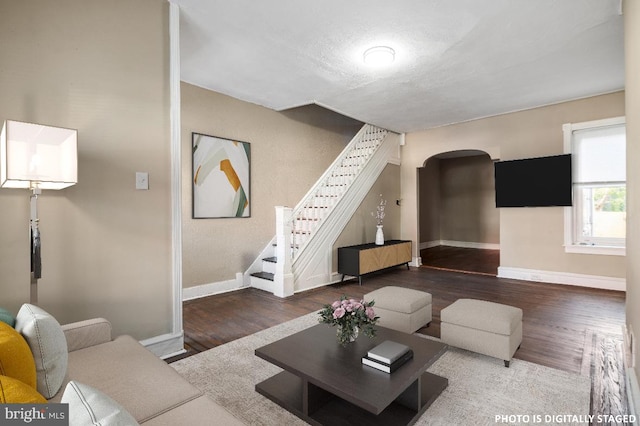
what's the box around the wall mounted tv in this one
[494,154,572,208]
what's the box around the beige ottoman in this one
[363,286,432,334]
[440,298,523,367]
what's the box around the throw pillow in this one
[0,375,47,403]
[15,304,68,399]
[0,321,37,388]
[0,307,16,327]
[61,381,140,426]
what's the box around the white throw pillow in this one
[15,303,68,399]
[62,381,139,426]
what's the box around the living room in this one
[1,0,639,424]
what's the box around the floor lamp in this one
[1,120,78,305]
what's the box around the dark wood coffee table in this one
[255,324,448,426]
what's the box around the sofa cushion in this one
[50,335,202,424]
[0,321,37,389]
[0,308,16,327]
[15,304,68,399]
[62,381,139,426]
[141,395,245,426]
[0,375,46,403]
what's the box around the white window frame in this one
[562,116,626,256]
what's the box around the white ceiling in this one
[173,0,624,133]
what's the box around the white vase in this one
[375,225,384,245]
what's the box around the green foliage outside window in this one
[593,187,626,212]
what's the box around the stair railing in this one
[286,124,388,261]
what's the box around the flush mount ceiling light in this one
[363,46,395,66]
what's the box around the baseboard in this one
[497,266,626,292]
[420,240,500,250]
[182,273,246,301]
[627,367,640,425]
[140,332,185,359]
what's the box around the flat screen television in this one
[494,154,572,208]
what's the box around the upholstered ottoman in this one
[363,286,432,334]
[440,298,523,367]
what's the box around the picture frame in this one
[192,133,251,218]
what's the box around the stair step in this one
[263,256,277,263]
[251,271,274,281]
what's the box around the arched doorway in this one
[417,150,500,275]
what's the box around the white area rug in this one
[171,312,590,426]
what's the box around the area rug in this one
[171,312,591,425]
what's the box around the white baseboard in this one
[627,367,640,426]
[420,240,500,250]
[497,266,626,292]
[182,273,246,301]
[140,332,185,359]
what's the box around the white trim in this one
[563,117,626,253]
[183,273,246,301]
[411,257,422,267]
[564,244,625,256]
[440,240,500,250]
[419,240,441,250]
[140,332,185,359]
[169,3,183,352]
[420,240,500,250]
[627,368,640,426]
[497,266,626,292]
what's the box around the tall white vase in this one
[375,225,384,245]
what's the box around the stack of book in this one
[361,340,413,373]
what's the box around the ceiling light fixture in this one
[363,46,395,66]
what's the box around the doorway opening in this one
[418,150,499,276]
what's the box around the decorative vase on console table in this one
[372,194,387,246]
[375,225,384,245]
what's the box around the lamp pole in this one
[30,186,42,305]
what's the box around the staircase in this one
[247,124,399,296]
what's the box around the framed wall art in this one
[192,133,251,218]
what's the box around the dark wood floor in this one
[420,245,500,276]
[174,250,625,377]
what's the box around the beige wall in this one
[422,155,498,245]
[181,83,363,289]
[419,159,441,243]
[332,163,402,266]
[403,92,625,277]
[625,0,640,387]
[0,0,172,340]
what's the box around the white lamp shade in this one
[1,120,77,190]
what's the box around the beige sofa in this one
[51,317,243,425]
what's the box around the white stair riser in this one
[262,260,276,274]
[250,276,273,292]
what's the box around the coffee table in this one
[255,324,448,426]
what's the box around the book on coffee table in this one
[362,349,414,373]
[367,340,411,364]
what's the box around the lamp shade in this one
[1,120,77,190]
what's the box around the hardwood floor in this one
[175,261,625,377]
[420,245,500,276]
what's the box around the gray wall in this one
[403,92,625,277]
[181,82,365,289]
[419,154,498,246]
[0,0,172,340]
[624,0,640,391]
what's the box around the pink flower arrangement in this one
[319,296,379,345]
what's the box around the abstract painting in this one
[192,133,250,218]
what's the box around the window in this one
[563,117,626,256]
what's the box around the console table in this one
[338,240,412,285]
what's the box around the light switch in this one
[136,172,149,190]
